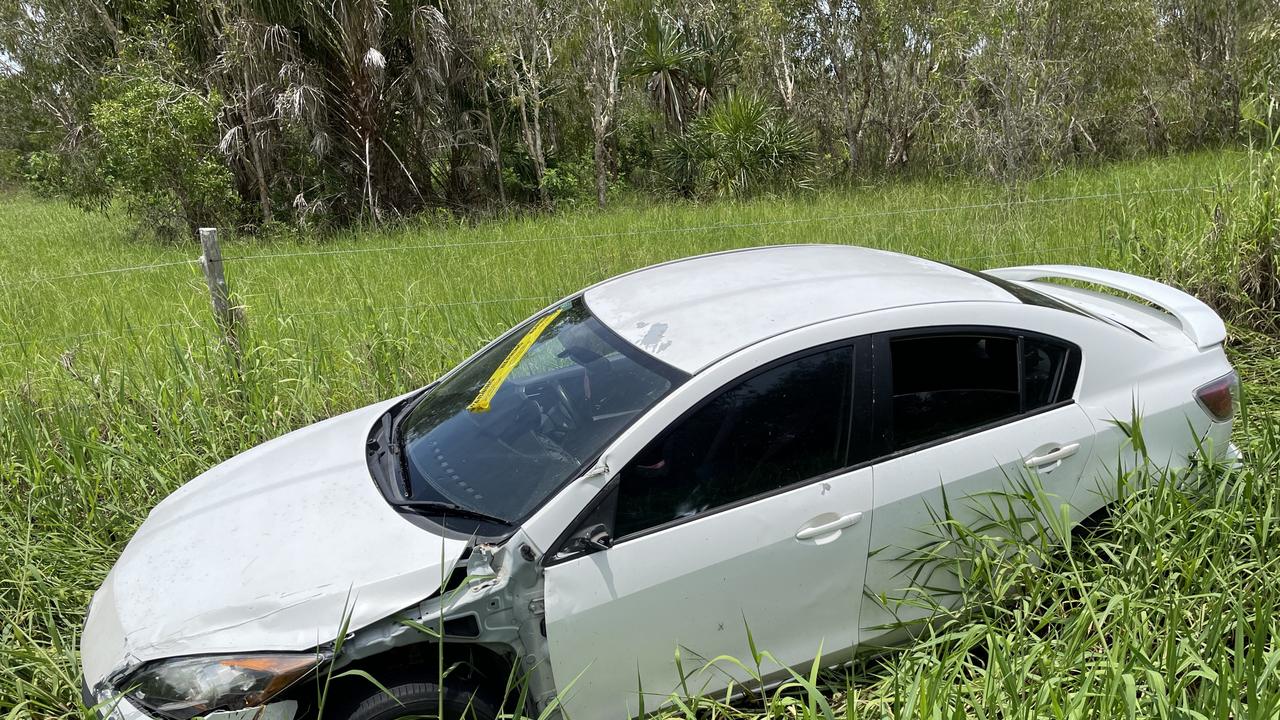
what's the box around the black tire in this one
[339,680,499,720]
[1072,502,1114,542]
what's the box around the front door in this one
[543,343,874,718]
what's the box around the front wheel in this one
[337,680,499,720]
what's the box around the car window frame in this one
[869,324,1082,461]
[384,296,692,540]
[543,336,874,565]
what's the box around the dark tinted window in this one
[973,270,1090,316]
[396,298,683,524]
[614,347,855,539]
[967,267,1149,340]
[889,335,1019,449]
[1022,336,1075,409]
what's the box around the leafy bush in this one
[659,93,815,198]
[541,159,594,206]
[22,149,112,210]
[0,149,21,186]
[93,73,237,241]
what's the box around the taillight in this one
[1195,372,1239,422]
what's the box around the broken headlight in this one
[122,654,321,720]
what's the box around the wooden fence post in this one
[198,227,241,356]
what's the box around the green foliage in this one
[21,151,66,195]
[612,98,664,188]
[0,0,1269,232]
[1127,139,1280,333]
[627,13,699,131]
[1243,11,1280,137]
[661,92,815,197]
[540,164,590,207]
[0,149,21,185]
[92,71,237,241]
[21,150,110,210]
[3,150,1270,720]
[500,156,593,207]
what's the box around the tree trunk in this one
[482,83,506,204]
[511,45,549,207]
[517,93,549,206]
[844,87,872,170]
[241,70,273,225]
[593,133,607,208]
[530,102,549,206]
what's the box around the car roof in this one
[583,244,1017,373]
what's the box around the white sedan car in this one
[81,245,1238,720]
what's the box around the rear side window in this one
[1022,336,1075,410]
[614,346,855,539]
[889,335,1020,449]
[885,331,1078,451]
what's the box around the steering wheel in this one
[550,382,585,434]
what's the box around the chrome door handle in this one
[1024,443,1081,468]
[796,512,863,540]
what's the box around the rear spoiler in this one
[985,264,1226,349]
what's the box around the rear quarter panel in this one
[1017,284,1236,518]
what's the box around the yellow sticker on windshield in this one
[467,308,564,413]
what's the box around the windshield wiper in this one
[392,500,513,527]
[366,408,411,498]
[386,383,442,499]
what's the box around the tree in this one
[0,0,1263,233]
[578,0,625,208]
[94,68,237,239]
[806,0,877,168]
[660,91,814,197]
[628,13,696,133]
[488,0,561,206]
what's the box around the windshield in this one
[395,297,685,524]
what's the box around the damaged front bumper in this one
[81,681,149,720]
[82,681,299,720]
[82,530,560,720]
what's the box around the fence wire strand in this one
[2,259,201,289]
[0,184,1210,290]
[0,321,202,351]
[218,185,1205,264]
[1,242,1098,350]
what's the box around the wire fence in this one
[0,184,1212,291]
[0,183,1211,350]
[0,244,1103,352]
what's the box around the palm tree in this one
[685,25,739,117]
[627,13,696,132]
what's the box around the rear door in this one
[860,328,1096,636]
[544,342,875,718]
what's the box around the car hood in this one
[81,399,470,687]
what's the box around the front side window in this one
[886,331,1079,451]
[613,346,856,539]
[393,298,685,524]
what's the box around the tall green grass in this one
[664,416,1280,719]
[2,147,1279,719]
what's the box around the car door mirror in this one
[549,479,619,563]
[566,523,613,554]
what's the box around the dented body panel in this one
[81,246,1238,720]
[82,400,470,687]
